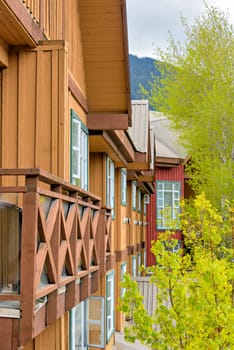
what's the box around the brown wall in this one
[23,315,68,350]
[1,42,69,182]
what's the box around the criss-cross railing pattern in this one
[0,168,109,347]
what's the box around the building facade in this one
[146,113,187,266]
[0,1,154,349]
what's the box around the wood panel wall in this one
[23,314,68,350]
[1,42,69,184]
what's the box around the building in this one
[146,112,188,266]
[0,1,154,349]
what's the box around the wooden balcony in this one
[0,169,112,348]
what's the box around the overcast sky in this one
[126,0,234,58]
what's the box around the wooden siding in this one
[64,0,87,96]
[1,42,68,182]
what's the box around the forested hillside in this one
[129,54,160,105]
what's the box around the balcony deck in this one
[0,168,112,348]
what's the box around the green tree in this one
[120,194,234,349]
[143,5,234,210]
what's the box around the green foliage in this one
[119,194,234,349]
[145,5,234,209]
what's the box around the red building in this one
[146,113,187,266]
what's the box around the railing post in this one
[20,176,39,346]
[96,207,106,276]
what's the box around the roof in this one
[127,100,149,153]
[150,111,186,160]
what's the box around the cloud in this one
[126,0,234,58]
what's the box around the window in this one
[144,194,150,215]
[106,157,115,217]
[120,262,127,297]
[132,256,137,277]
[71,110,88,191]
[106,271,115,341]
[138,190,141,213]
[132,181,136,210]
[121,168,127,205]
[70,297,105,349]
[137,253,141,276]
[157,181,181,229]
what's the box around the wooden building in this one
[0,1,155,349]
[146,112,187,266]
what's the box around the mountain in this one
[129,54,160,103]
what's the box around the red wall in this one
[146,164,184,266]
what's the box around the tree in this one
[120,194,234,349]
[143,5,234,210]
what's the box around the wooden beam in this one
[87,113,129,130]
[156,156,182,167]
[108,130,135,162]
[0,41,8,67]
[68,72,88,113]
[1,0,46,45]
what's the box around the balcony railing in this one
[20,0,63,39]
[0,168,112,347]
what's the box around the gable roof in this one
[150,111,187,160]
[127,100,149,153]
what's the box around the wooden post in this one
[20,176,39,346]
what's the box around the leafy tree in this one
[120,194,234,349]
[143,5,234,210]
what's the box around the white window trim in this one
[121,168,127,205]
[71,110,89,191]
[106,157,115,217]
[132,181,136,210]
[70,297,105,349]
[120,262,127,297]
[106,271,115,341]
[132,256,137,277]
[157,181,181,230]
[138,189,141,213]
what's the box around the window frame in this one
[120,261,127,297]
[132,181,137,211]
[106,156,115,217]
[69,297,105,349]
[121,168,127,206]
[106,270,115,342]
[156,181,181,230]
[132,255,137,277]
[138,189,141,213]
[70,110,89,191]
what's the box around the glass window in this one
[106,271,115,341]
[132,181,136,210]
[70,297,105,349]
[120,262,127,297]
[71,110,88,191]
[70,301,85,350]
[106,157,115,217]
[137,253,141,276]
[121,168,127,205]
[156,181,181,229]
[138,190,141,213]
[132,256,137,277]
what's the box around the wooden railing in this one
[20,0,63,39]
[0,168,111,347]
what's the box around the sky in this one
[126,0,234,58]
